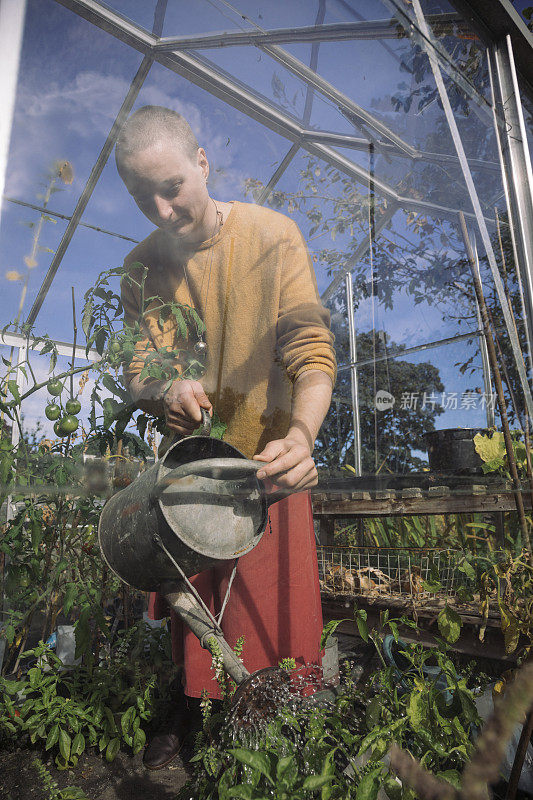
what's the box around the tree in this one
[314,289,444,473]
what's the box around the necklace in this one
[181,198,223,357]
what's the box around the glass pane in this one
[190,47,317,124]
[162,0,393,39]
[3,0,529,485]
[323,336,490,475]
[0,204,68,332]
[520,92,533,161]
[273,0,498,160]
[29,57,292,340]
[96,0,158,32]
[1,0,146,321]
[162,0,256,37]
[6,0,142,212]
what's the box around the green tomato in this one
[54,420,69,437]
[47,378,63,396]
[108,338,122,355]
[45,403,61,421]
[65,398,81,415]
[59,415,79,434]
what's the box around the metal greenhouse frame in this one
[2,0,533,474]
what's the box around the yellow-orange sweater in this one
[121,201,336,459]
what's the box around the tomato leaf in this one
[302,774,334,790]
[438,605,462,644]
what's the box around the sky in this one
[1,0,529,454]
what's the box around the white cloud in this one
[5,68,242,201]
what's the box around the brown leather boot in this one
[142,697,200,770]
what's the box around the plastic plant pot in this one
[382,634,451,703]
[424,428,489,474]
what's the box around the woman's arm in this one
[253,368,333,492]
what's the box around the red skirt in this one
[148,491,324,699]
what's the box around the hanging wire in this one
[368,144,378,472]
[216,558,239,625]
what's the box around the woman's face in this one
[118,140,211,243]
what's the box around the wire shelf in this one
[317,546,469,601]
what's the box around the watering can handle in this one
[152,457,291,506]
[197,407,212,436]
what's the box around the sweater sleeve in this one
[276,220,337,386]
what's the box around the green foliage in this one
[0,622,177,769]
[206,635,246,708]
[182,611,480,800]
[333,509,512,550]
[193,408,228,440]
[474,429,529,479]
[1,257,228,676]
[320,619,349,651]
[278,657,297,672]
[472,549,533,657]
[79,261,227,449]
[0,437,112,674]
[437,605,462,644]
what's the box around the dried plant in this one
[389,745,456,800]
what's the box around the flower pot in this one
[424,428,489,474]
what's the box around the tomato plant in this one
[0,260,208,682]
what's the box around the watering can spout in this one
[161,580,251,686]
[161,582,295,717]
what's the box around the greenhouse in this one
[1,0,533,797]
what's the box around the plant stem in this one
[459,212,531,562]
[485,304,525,431]
[505,709,533,800]
[71,287,77,399]
[12,406,30,467]
[16,364,91,404]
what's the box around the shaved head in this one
[115,105,199,169]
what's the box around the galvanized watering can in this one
[98,411,288,688]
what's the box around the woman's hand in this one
[162,379,212,436]
[253,435,317,495]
